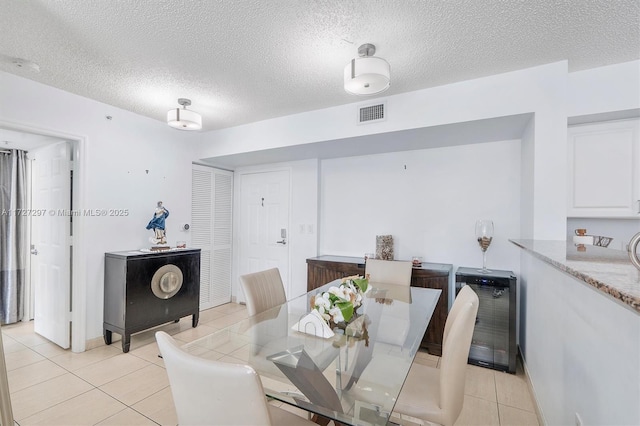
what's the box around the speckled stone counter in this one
[510,239,640,314]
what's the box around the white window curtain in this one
[0,149,27,324]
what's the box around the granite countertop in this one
[510,239,640,314]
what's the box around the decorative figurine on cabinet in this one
[146,201,170,248]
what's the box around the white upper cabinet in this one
[567,118,640,218]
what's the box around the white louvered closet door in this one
[192,165,233,309]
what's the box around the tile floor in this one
[1,303,539,425]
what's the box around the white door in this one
[31,142,71,349]
[192,165,233,309]
[238,170,290,302]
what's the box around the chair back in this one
[439,285,479,426]
[156,331,273,425]
[365,259,412,286]
[240,268,287,317]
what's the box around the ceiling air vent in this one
[358,102,386,124]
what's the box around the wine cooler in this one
[455,267,516,373]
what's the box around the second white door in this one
[238,170,290,302]
[31,141,71,349]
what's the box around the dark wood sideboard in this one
[104,249,201,353]
[306,255,452,356]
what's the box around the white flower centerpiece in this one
[311,275,369,328]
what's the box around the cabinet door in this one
[567,119,640,217]
[411,274,449,356]
[307,261,363,291]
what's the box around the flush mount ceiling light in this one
[167,98,202,130]
[343,43,390,96]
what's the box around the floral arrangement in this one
[312,275,369,325]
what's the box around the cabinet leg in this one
[192,313,199,328]
[104,330,112,345]
[122,335,131,353]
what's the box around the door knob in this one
[30,248,38,255]
[276,239,287,245]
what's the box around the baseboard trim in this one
[519,346,546,425]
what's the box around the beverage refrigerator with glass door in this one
[455,267,517,373]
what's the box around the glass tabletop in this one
[183,280,441,426]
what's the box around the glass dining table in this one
[183,280,441,426]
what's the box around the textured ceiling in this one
[1,0,638,132]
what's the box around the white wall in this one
[568,60,640,118]
[319,139,522,275]
[520,252,640,425]
[231,159,319,300]
[0,71,199,349]
[199,62,570,241]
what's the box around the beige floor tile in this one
[10,373,94,421]
[206,336,250,355]
[171,323,220,343]
[182,345,226,361]
[7,359,67,392]
[197,308,228,323]
[203,314,246,330]
[454,394,500,426]
[415,349,439,361]
[494,370,536,412]
[213,302,247,315]
[413,355,438,368]
[464,364,497,402]
[124,319,197,351]
[498,404,539,426]
[1,320,35,337]
[96,407,158,425]
[228,343,251,362]
[100,364,169,406]
[131,386,178,426]
[129,341,166,366]
[30,341,70,358]
[50,344,121,371]
[2,322,50,347]
[73,353,151,387]
[19,388,126,425]
[4,348,46,371]
[10,332,50,348]
[1,335,28,354]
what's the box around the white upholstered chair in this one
[393,285,479,426]
[240,268,287,317]
[364,259,413,347]
[156,331,314,426]
[365,259,413,286]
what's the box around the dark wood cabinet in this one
[104,249,201,352]
[306,256,452,356]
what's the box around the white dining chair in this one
[240,268,287,317]
[365,259,413,286]
[155,331,315,426]
[392,285,479,426]
[364,259,413,347]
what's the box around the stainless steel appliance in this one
[629,232,640,271]
[455,267,517,373]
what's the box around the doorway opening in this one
[0,123,86,352]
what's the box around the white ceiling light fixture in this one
[343,43,390,96]
[167,98,202,130]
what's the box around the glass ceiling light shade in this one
[344,43,390,96]
[167,98,202,130]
